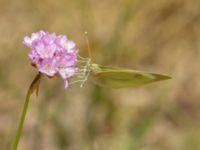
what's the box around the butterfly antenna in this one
[84,31,92,60]
[69,31,92,88]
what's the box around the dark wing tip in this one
[152,73,172,81]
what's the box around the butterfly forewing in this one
[90,64,171,88]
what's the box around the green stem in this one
[12,73,41,150]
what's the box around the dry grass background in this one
[0,0,200,149]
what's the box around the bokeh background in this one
[0,0,200,149]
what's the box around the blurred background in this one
[0,0,200,149]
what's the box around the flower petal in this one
[24,30,78,88]
[64,80,69,88]
[58,67,76,79]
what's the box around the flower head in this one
[23,31,78,88]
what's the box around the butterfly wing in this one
[90,64,171,88]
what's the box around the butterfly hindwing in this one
[90,64,171,88]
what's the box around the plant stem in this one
[12,73,41,150]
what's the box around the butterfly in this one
[72,32,171,88]
[89,63,171,88]
[74,55,171,88]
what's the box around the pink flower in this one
[23,31,78,88]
